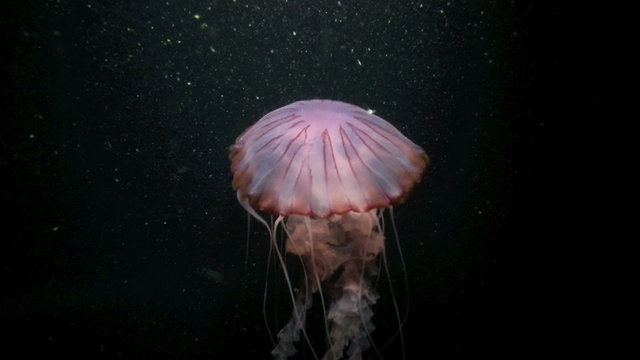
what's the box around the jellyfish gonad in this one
[229,100,428,359]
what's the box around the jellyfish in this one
[229,100,428,360]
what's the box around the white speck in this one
[367,108,375,114]
[292,30,297,36]
[357,59,362,66]
[194,14,201,19]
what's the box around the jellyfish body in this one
[230,100,428,359]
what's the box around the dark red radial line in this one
[324,129,353,210]
[259,108,298,125]
[322,130,329,184]
[353,115,420,172]
[340,125,390,202]
[348,122,413,179]
[259,112,299,130]
[349,121,395,155]
[347,123,398,182]
[324,130,344,184]
[347,122,391,159]
[255,134,283,153]
[254,114,301,140]
[290,137,311,213]
[282,126,309,183]
[277,124,310,162]
[352,114,405,147]
[287,120,305,129]
[338,127,363,192]
[339,126,379,205]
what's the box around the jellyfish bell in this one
[229,99,428,359]
[230,99,427,218]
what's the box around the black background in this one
[2,1,595,359]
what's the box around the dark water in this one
[2,1,590,359]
